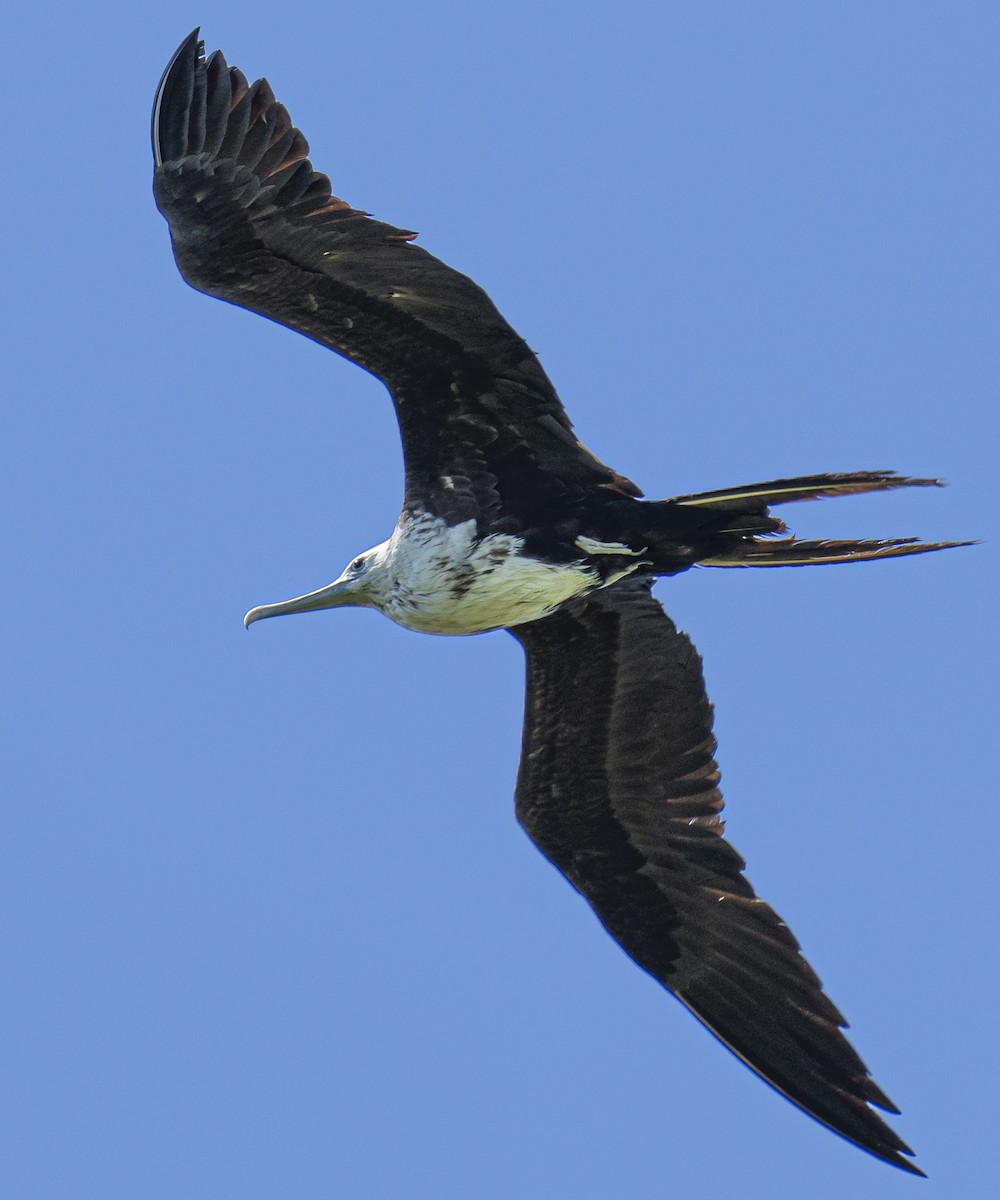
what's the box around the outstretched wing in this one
[152,30,638,525]
[510,578,923,1175]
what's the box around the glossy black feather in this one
[511,579,923,1175]
[152,31,638,528]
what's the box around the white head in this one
[243,538,393,628]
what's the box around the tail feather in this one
[702,536,973,568]
[636,470,968,570]
[670,471,943,512]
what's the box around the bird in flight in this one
[152,29,965,1175]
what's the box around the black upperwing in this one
[510,578,924,1175]
[152,31,639,525]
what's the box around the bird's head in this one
[243,539,393,628]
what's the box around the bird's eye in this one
[351,557,366,571]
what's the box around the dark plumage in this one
[152,29,967,1175]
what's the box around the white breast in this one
[379,516,599,635]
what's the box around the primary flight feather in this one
[152,29,966,1174]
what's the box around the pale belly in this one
[380,518,599,635]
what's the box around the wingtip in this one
[893,1155,928,1179]
[151,28,203,166]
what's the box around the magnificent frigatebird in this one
[152,30,965,1175]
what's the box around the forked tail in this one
[667,471,971,567]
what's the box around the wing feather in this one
[510,578,923,1175]
[151,31,638,521]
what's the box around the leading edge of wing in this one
[150,31,639,504]
[510,579,923,1175]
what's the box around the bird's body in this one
[152,30,967,1176]
[272,513,611,636]
[368,517,589,635]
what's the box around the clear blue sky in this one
[4,2,996,1197]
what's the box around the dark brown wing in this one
[510,578,923,1175]
[151,31,638,524]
